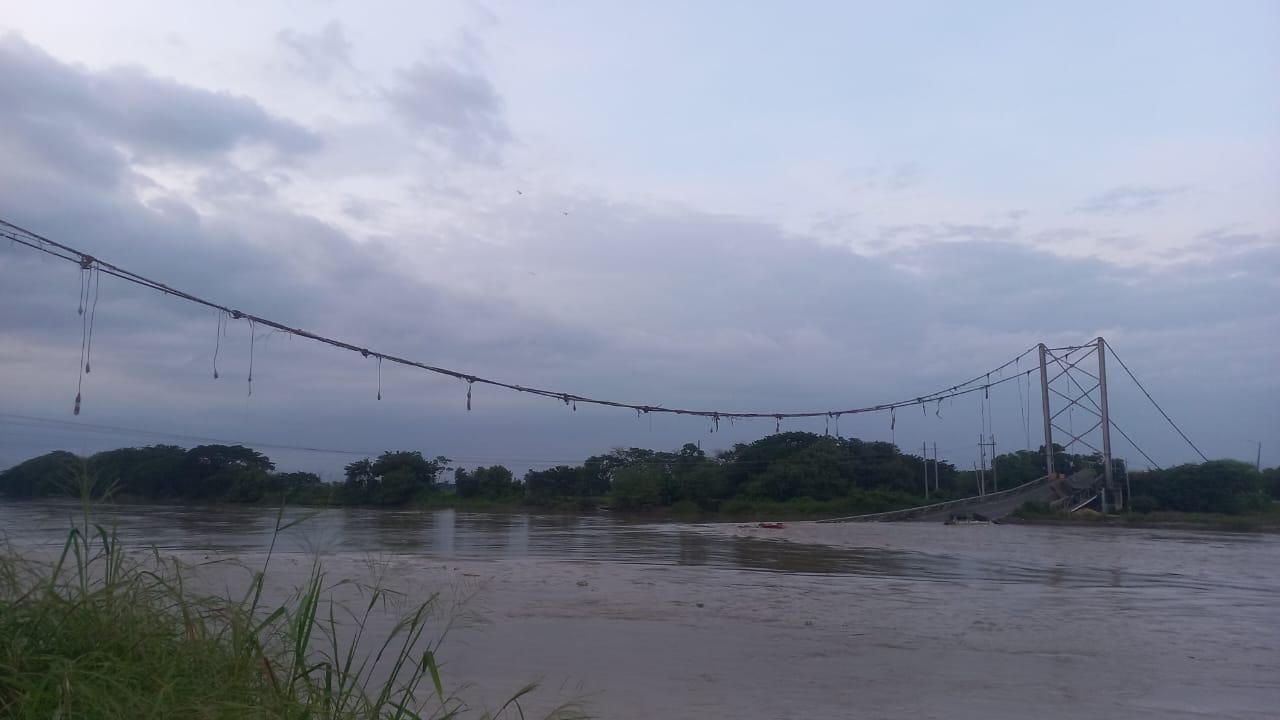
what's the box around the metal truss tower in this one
[1038,338,1117,510]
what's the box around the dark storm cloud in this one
[277,21,353,81]
[0,33,321,161]
[385,60,509,162]
[1075,185,1189,215]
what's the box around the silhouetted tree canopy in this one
[1,435,1266,515]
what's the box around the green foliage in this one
[0,445,319,507]
[1013,500,1057,517]
[523,465,590,506]
[88,445,186,499]
[993,450,1045,488]
[1129,460,1265,515]
[0,450,77,498]
[1263,467,1280,501]
[1128,494,1160,514]
[454,466,520,500]
[0,518,586,719]
[609,466,664,510]
[6,432,1172,518]
[342,452,451,506]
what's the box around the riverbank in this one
[1003,508,1280,533]
[4,503,1280,719]
[0,522,586,720]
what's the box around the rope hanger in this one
[3,217,1062,421]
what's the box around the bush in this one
[668,500,701,515]
[1015,500,1055,517]
[1129,460,1264,515]
[1128,495,1160,514]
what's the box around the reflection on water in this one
[5,500,1275,720]
[1,501,918,576]
[1,500,1277,592]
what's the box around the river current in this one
[2,502,1276,719]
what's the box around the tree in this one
[610,466,663,509]
[90,445,186,499]
[1130,460,1266,514]
[180,445,275,501]
[371,452,447,491]
[455,465,518,499]
[341,452,450,505]
[993,450,1044,488]
[524,465,587,505]
[370,467,418,506]
[1263,467,1280,501]
[0,451,78,498]
[270,471,323,494]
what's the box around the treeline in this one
[2,433,1275,515]
[1128,460,1278,515]
[0,445,323,504]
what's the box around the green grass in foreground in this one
[0,514,587,720]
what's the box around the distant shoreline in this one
[1001,511,1280,533]
[6,495,1280,533]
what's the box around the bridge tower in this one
[1038,337,1117,511]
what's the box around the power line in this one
[1041,354,1163,471]
[1103,339,1207,462]
[2,217,1040,422]
[0,413,378,457]
[0,413,990,473]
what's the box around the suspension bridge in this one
[1,218,1207,507]
[818,336,1201,522]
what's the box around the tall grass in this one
[0,508,587,719]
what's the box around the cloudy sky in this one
[1,0,1277,477]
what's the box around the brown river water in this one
[2,502,1277,719]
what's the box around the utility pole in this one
[1038,343,1055,480]
[1097,337,1115,510]
[933,442,940,494]
[991,435,998,491]
[978,433,999,492]
[1252,441,1262,472]
[1124,457,1132,511]
[923,442,930,500]
[978,434,987,496]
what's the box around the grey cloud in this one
[0,110,129,189]
[385,60,509,163]
[1,37,1274,473]
[1075,185,1189,215]
[196,167,280,199]
[278,21,352,81]
[0,34,321,161]
[1034,227,1090,246]
[870,222,1016,248]
[1195,227,1274,249]
[888,239,1277,336]
[5,179,1277,473]
[1094,234,1140,248]
[341,197,378,221]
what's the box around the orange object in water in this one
[757,522,785,529]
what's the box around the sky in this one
[1,0,1277,478]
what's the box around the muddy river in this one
[2,502,1276,719]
